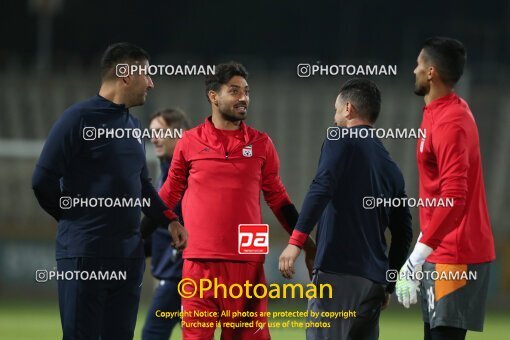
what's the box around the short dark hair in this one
[205,62,248,102]
[422,37,466,86]
[338,78,381,123]
[100,42,150,79]
[150,108,190,130]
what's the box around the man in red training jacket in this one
[159,61,316,340]
[396,37,495,340]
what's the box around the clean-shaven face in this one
[334,95,348,127]
[150,117,179,159]
[414,49,430,96]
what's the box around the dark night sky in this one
[1,0,507,67]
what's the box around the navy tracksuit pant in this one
[57,257,145,340]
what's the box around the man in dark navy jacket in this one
[32,43,182,340]
[141,108,190,340]
[279,79,413,340]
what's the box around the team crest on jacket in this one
[242,145,253,157]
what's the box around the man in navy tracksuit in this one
[32,43,179,340]
[279,79,413,340]
[140,109,190,339]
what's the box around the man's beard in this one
[414,81,429,96]
[219,106,247,122]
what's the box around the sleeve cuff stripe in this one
[289,229,308,248]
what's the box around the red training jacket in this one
[159,117,293,262]
[417,92,495,264]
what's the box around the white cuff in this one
[417,232,423,242]
[409,242,433,266]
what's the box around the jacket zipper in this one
[213,127,264,159]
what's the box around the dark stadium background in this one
[0,1,509,339]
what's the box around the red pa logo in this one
[238,224,269,254]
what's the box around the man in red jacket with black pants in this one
[396,37,496,340]
[159,62,316,340]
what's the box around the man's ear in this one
[427,66,435,81]
[345,102,355,118]
[208,90,218,105]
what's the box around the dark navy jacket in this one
[295,126,413,289]
[149,160,183,280]
[32,95,171,259]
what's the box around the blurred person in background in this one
[31,43,180,340]
[141,108,190,339]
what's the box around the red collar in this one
[424,92,458,112]
[204,116,250,144]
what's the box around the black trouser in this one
[306,271,386,340]
[424,322,467,340]
[57,257,145,340]
[142,278,181,340]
